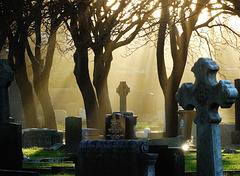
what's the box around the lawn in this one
[23,147,67,159]
[23,147,240,174]
[185,150,240,172]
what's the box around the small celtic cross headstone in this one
[116,81,130,112]
[176,58,238,176]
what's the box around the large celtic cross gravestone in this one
[0,58,14,122]
[116,81,130,112]
[176,58,238,176]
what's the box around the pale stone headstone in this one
[54,109,67,124]
[176,58,238,176]
[82,128,102,140]
[116,81,130,112]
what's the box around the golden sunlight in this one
[107,0,120,10]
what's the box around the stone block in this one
[0,123,22,170]
[22,129,63,148]
[65,117,82,154]
[76,140,157,176]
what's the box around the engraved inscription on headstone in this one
[176,58,238,176]
[106,112,125,139]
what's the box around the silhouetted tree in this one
[156,0,240,137]
[64,0,160,133]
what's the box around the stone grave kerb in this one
[176,58,238,176]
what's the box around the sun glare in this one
[107,0,120,10]
[153,9,160,18]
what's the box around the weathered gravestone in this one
[106,112,137,139]
[65,117,82,155]
[176,58,238,176]
[116,81,130,112]
[0,59,23,170]
[76,140,158,176]
[0,58,14,123]
[82,128,102,140]
[22,128,63,148]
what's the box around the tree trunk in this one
[162,77,180,137]
[30,17,57,129]
[34,79,57,129]
[14,46,39,128]
[74,49,99,128]
[95,79,112,134]
[93,49,112,134]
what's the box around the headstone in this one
[54,109,67,124]
[0,123,22,170]
[75,140,158,176]
[9,79,25,125]
[177,110,196,140]
[116,81,130,112]
[220,124,235,146]
[65,117,82,154]
[0,59,22,170]
[105,112,137,139]
[22,129,63,148]
[176,58,238,176]
[82,128,102,140]
[0,58,14,123]
[231,79,240,144]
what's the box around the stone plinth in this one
[76,140,157,176]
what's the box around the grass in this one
[23,147,67,159]
[185,150,240,172]
[23,147,240,174]
[22,147,74,169]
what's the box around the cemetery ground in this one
[22,146,240,176]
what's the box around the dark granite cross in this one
[0,59,14,123]
[176,58,238,176]
[116,81,130,112]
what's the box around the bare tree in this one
[25,0,63,129]
[63,0,160,133]
[156,0,240,137]
[1,0,40,128]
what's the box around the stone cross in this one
[116,81,130,112]
[176,58,238,176]
[0,58,14,123]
